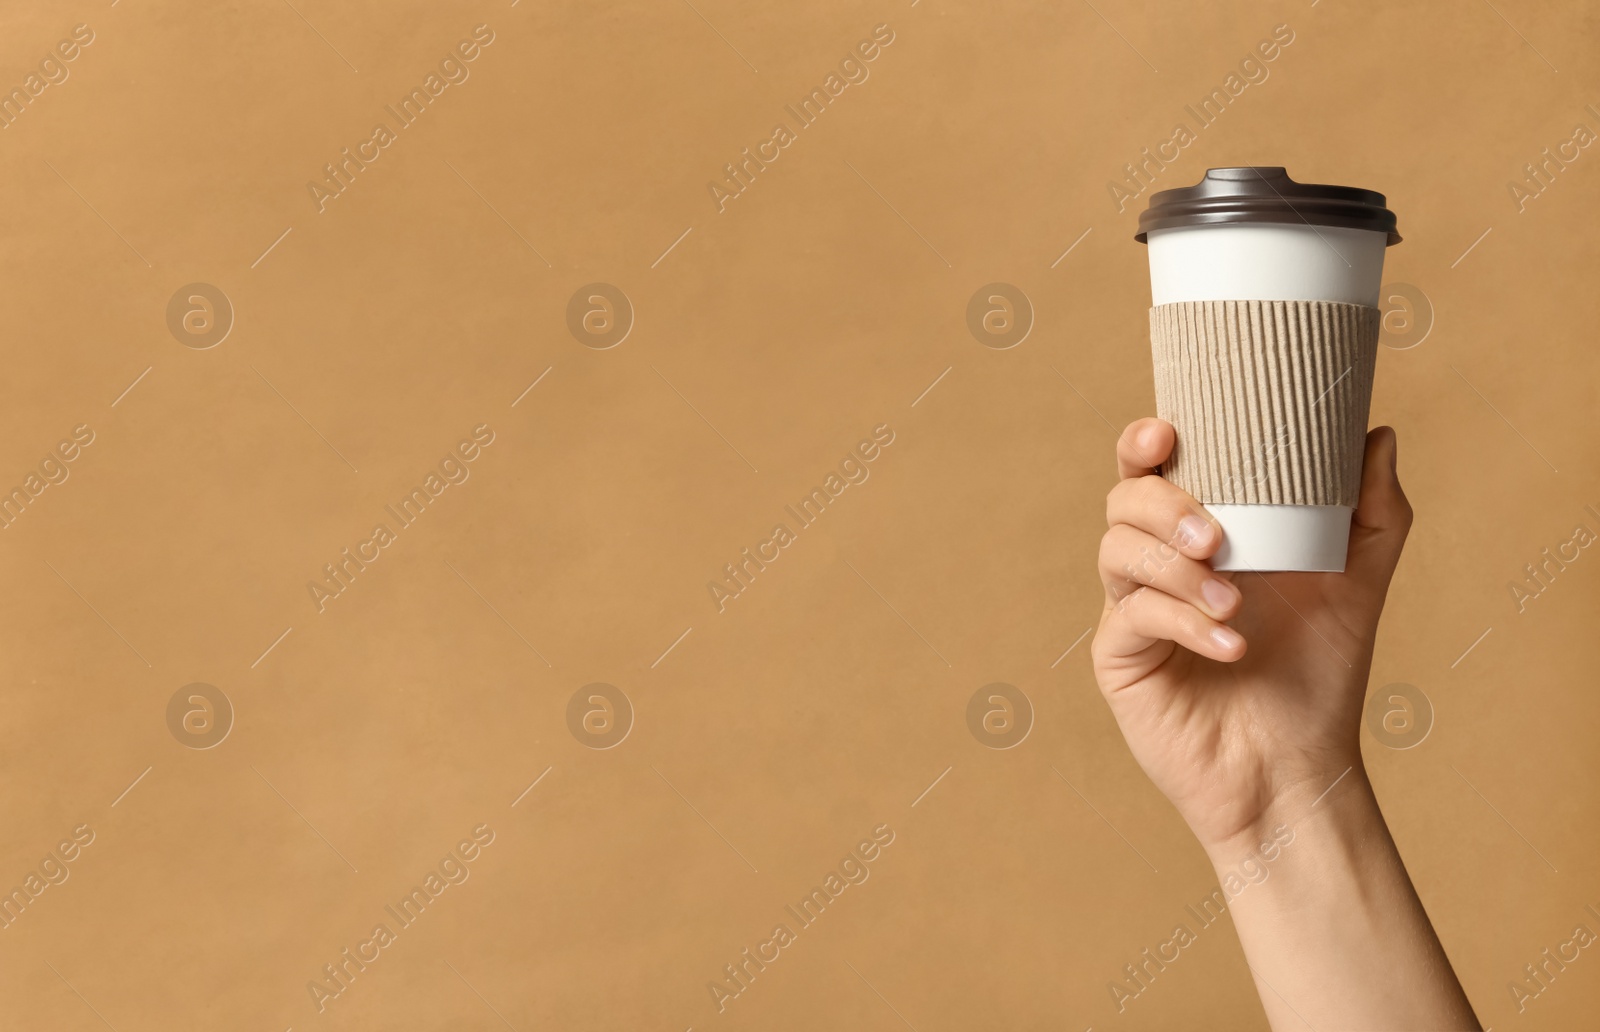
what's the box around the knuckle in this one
[1133,475,1187,530]
[1104,528,1155,585]
[1117,584,1151,615]
[1124,588,1172,634]
[1097,530,1121,570]
[1174,603,1211,641]
[1130,474,1165,505]
[1089,628,1111,665]
[1106,477,1139,521]
[1100,523,1135,560]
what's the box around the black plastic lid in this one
[1135,167,1400,245]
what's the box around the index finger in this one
[1117,418,1174,481]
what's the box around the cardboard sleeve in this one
[1149,299,1381,507]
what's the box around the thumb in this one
[1345,426,1413,585]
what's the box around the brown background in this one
[1,1,1597,1029]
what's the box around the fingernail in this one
[1201,578,1236,615]
[1210,626,1243,651]
[1177,515,1213,549]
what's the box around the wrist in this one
[1198,759,1373,867]
[1200,765,1393,932]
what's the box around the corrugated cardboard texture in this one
[1151,299,1379,506]
[0,2,1596,1030]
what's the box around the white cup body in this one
[1146,222,1389,572]
[1147,223,1388,307]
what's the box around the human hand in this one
[1090,417,1412,854]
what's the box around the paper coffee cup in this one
[1135,167,1400,572]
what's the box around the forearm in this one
[1205,770,1480,1031]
